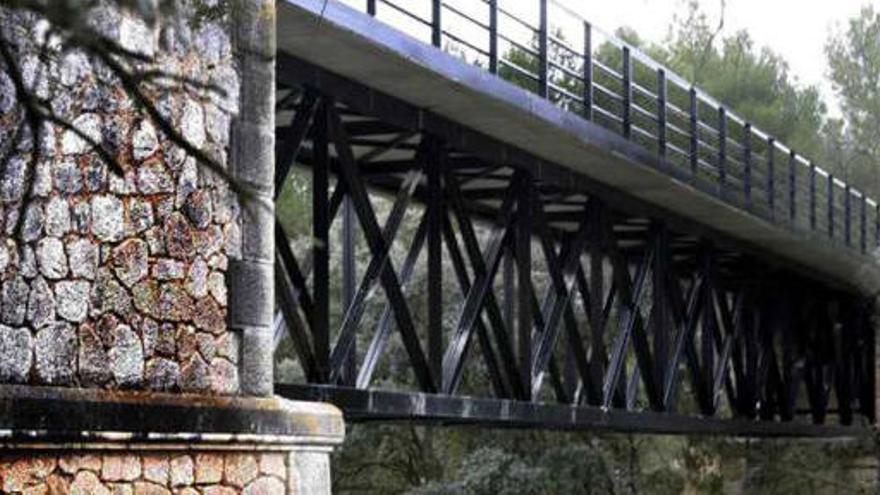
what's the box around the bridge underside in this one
[272,54,875,437]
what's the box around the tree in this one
[825,5,880,196]
[658,2,826,159]
[0,0,245,241]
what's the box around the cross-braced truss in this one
[272,55,875,437]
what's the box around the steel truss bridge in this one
[272,0,878,437]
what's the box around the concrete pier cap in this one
[0,0,344,492]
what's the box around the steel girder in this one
[271,56,875,437]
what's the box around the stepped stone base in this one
[0,386,344,494]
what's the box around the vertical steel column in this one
[503,249,515,347]
[367,0,376,16]
[538,0,549,98]
[431,0,442,47]
[622,47,632,139]
[657,69,667,158]
[701,248,715,413]
[652,224,668,398]
[230,0,276,396]
[489,0,498,74]
[427,139,444,380]
[313,102,331,381]
[689,88,698,175]
[341,197,356,384]
[583,21,593,121]
[767,137,775,214]
[517,176,534,400]
[717,107,727,188]
[743,123,752,204]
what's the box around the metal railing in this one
[345,0,879,254]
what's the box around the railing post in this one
[875,203,880,249]
[622,46,632,138]
[689,88,698,175]
[657,69,667,158]
[827,174,834,239]
[489,0,498,74]
[431,0,441,47]
[810,161,817,231]
[743,123,751,205]
[862,194,867,253]
[367,0,376,16]
[845,184,852,247]
[583,21,593,120]
[789,150,796,223]
[538,0,549,98]
[767,137,775,214]
[718,107,726,188]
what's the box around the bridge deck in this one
[277,0,879,293]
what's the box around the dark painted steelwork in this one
[657,69,667,158]
[861,194,867,253]
[277,384,869,438]
[621,46,632,139]
[583,21,593,121]
[846,185,852,247]
[743,123,752,204]
[767,137,775,214]
[718,107,726,187]
[828,174,834,239]
[538,0,549,98]
[810,162,817,230]
[312,101,330,381]
[271,62,875,436]
[431,0,441,47]
[789,150,796,222]
[488,0,498,74]
[689,88,698,175]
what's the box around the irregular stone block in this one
[109,325,144,387]
[35,322,76,385]
[55,280,91,322]
[2,276,29,325]
[36,237,68,279]
[91,195,125,242]
[0,325,32,383]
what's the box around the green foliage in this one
[641,2,826,158]
[825,5,880,195]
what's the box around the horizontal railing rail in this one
[344,0,879,254]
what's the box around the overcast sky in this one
[561,0,872,115]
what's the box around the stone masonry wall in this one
[0,3,241,394]
[0,451,291,494]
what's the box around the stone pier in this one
[0,1,343,493]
